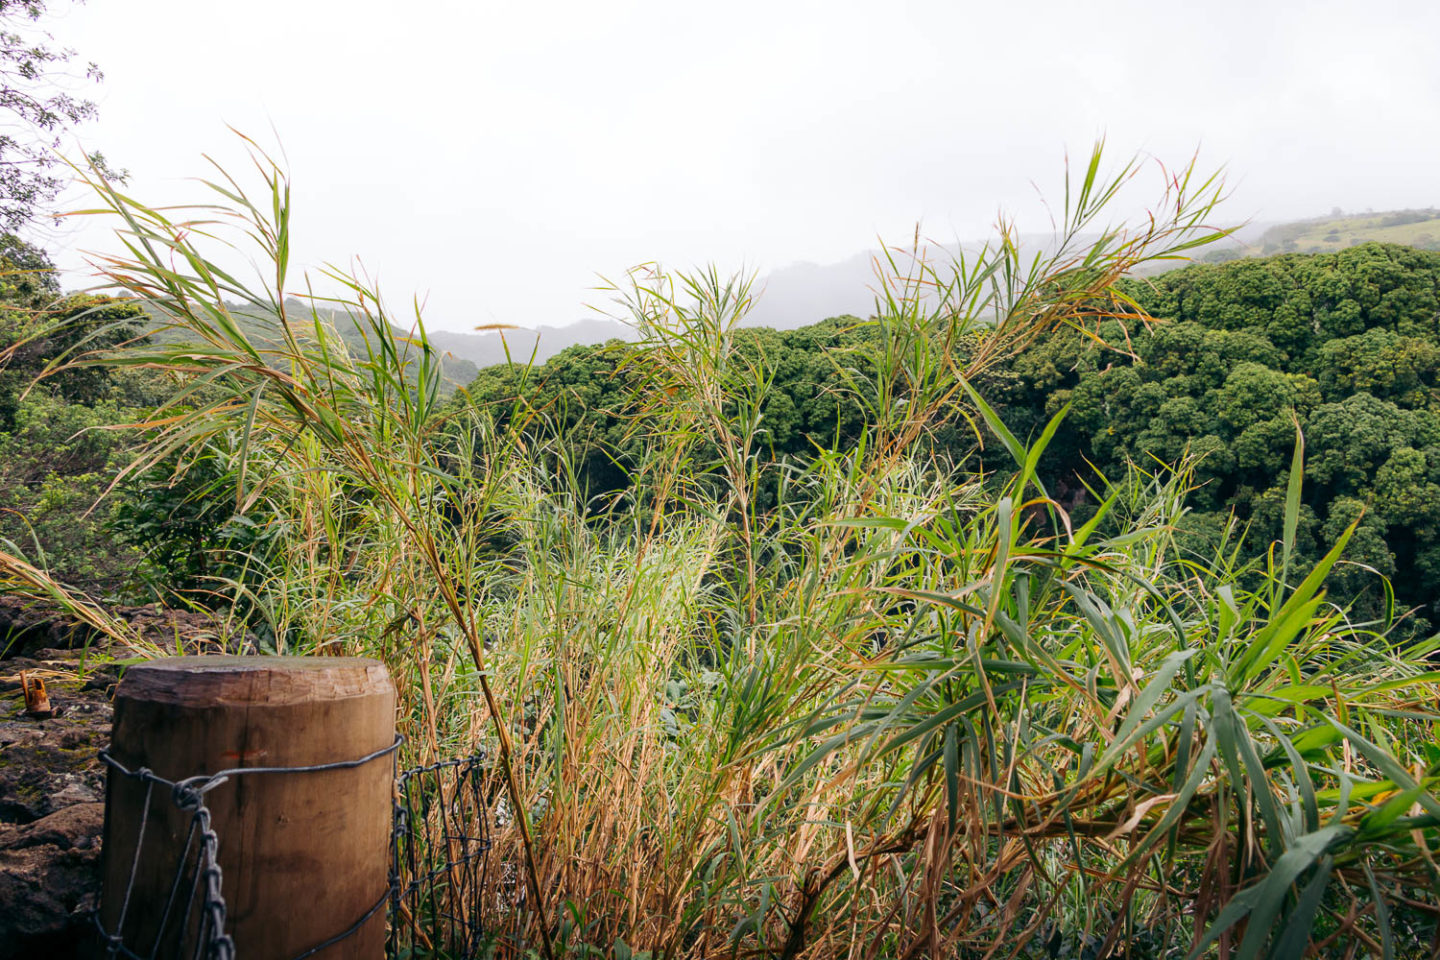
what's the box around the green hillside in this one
[465,242,1440,631]
[1259,208,1440,254]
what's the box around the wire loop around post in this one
[95,735,499,960]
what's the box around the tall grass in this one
[29,141,1440,958]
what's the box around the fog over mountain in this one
[427,220,1282,368]
[427,320,637,370]
[49,1,1440,344]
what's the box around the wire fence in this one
[390,752,493,959]
[95,738,493,960]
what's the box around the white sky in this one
[37,0,1440,331]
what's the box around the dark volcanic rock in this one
[0,595,248,660]
[0,803,104,959]
[0,656,114,824]
[0,599,252,957]
[0,651,111,959]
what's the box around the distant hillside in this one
[1257,209,1440,255]
[445,226,1269,352]
[446,224,1279,355]
[427,319,636,369]
[140,299,479,390]
[168,210,1428,372]
[743,250,879,330]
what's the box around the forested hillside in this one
[1001,242,1440,626]
[465,242,1440,628]
[0,237,153,590]
[21,238,1428,632]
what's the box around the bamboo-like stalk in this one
[24,137,1439,958]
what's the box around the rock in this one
[1,802,103,850]
[0,595,256,661]
[0,668,111,824]
[1,646,115,957]
[0,804,104,959]
[50,779,100,808]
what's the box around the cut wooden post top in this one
[102,655,396,957]
[117,655,393,706]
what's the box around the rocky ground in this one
[0,597,246,958]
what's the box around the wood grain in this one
[100,656,396,959]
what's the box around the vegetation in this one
[1260,211,1440,255]
[6,142,1437,959]
[464,244,1440,636]
[0,234,152,591]
[0,0,143,598]
[0,0,117,230]
[997,244,1440,632]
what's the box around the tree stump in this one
[99,656,396,959]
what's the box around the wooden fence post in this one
[99,656,396,958]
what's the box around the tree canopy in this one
[461,243,1440,630]
[994,243,1440,626]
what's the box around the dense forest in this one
[8,227,1439,630]
[460,243,1440,632]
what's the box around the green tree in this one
[991,243,1440,626]
[0,234,151,590]
[0,0,118,229]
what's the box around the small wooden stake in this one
[20,671,53,719]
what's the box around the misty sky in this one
[40,0,1440,331]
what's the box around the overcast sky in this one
[38,0,1440,331]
